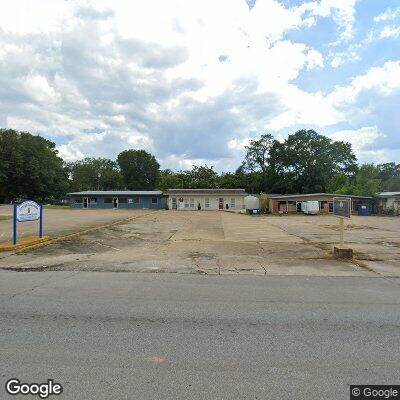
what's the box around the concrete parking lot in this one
[0,205,149,243]
[0,210,398,276]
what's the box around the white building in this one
[164,189,246,211]
[376,192,400,215]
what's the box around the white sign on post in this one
[16,200,41,222]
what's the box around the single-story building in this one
[375,192,400,215]
[164,189,247,211]
[268,193,373,214]
[68,191,166,209]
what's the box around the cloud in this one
[374,7,400,23]
[0,0,399,170]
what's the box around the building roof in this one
[68,190,163,196]
[377,191,400,197]
[164,188,246,195]
[269,193,373,200]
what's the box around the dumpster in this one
[358,204,371,216]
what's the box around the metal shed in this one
[68,191,166,210]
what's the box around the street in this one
[1,271,400,399]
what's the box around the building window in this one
[134,197,140,204]
[104,197,112,204]
[230,198,235,208]
[118,197,127,203]
[151,197,158,204]
[205,198,210,208]
[74,198,82,203]
[89,197,97,204]
[189,198,195,208]
[184,198,189,208]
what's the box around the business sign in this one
[333,197,351,219]
[17,201,41,222]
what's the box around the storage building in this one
[164,189,246,211]
[268,193,373,214]
[375,192,400,215]
[68,191,166,209]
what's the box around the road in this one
[1,271,400,399]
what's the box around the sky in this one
[0,0,399,172]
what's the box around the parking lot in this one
[0,209,399,276]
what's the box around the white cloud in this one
[374,7,400,22]
[330,126,383,152]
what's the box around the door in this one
[328,202,333,213]
[83,197,88,209]
[172,197,177,210]
[219,198,224,210]
[296,202,302,212]
[113,197,118,209]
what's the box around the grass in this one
[43,204,70,209]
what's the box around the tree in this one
[0,129,68,202]
[353,164,381,196]
[158,169,187,190]
[117,149,160,190]
[69,158,123,191]
[188,165,218,188]
[280,130,357,193]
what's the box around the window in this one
[74,198,82,203]
[151,197,158,204]
[230,198,235,208]
[119,197,127,203]
[205,198,210,208]
[189,198,195,208]
[184,198,189,208]
[89,197,97,204]
[128,198,133,204]
[134,197,140,204]
[104,197,112,204]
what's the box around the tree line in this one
[0,128,399,203]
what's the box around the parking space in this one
[1,210,398,276]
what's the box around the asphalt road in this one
[1,271,400,400]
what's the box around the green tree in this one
[158,169,187,190]
[117,149,160,190]
[188,165,218,188]
[281,130,357,193]
[353,164,381,196]
[69,157,123,191]
[0,129,68,202]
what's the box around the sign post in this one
[333,197,352,259]
[13,200,43,245]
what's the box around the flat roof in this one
[269,193,373,200]
[377,191,400,197]
[164,188,246,195]
[68,190,163,196]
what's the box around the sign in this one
[13,201,44,245]
[16,200,41,222]
[333,197,351,219]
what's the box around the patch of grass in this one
[43,204,70,209]
[0,215,12,221]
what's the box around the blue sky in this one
[0,0,399,171]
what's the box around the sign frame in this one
[333,197,352,219]
[13,200,44,245]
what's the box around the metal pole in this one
[13,203,17,245]
[339,217,344,247]
[39,204,43,239]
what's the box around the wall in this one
[167,195,245,211]
[69,195,166,209]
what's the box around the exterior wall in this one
[167,195,245,211]
[270,195,371,214]
[69,195,166,209]
[376,196,400,215]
